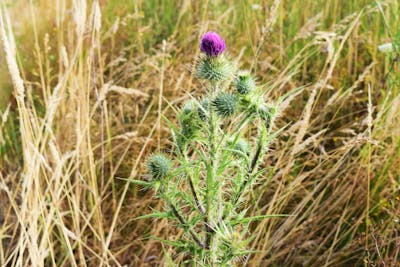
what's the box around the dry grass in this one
[0,0,399,266]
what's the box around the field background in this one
[0,0,399,266]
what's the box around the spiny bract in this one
[258,104,278,129]
[234,71,256,95]
[212,92,239,117]
[196,55,234,81]
[228,138,250,157]
[146,154,172,179]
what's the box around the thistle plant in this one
[139,31,283,266]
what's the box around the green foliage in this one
[179,101,202,141]
[227,138,250,159]
[197,97,211,122]
[142,37,293,265]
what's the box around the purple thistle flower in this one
[200,31,226,57]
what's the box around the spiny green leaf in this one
[151,236,187,248]
[127,178,152,187]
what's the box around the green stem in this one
[160,186,205,249]
[183,150,205,214]
[205,81,219,260]
[229,125,267,214]
[169,202,205,249]
[188,175,205,214]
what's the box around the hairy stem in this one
[183,151,205,214]
[205,81,219,258]
[169,202,206,249]
[232,126,267,207]
[188,176,205,214]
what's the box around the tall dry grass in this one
[0,0,399,266]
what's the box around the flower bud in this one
[179,101,201,140]
[228,138,250,158]
[234,139,250,155]
[212,92,238,117]
[182,101,196,115]
[258,104,277,129]
[147,154,172,180]
[196,55,234,81]
[234,71,256,95]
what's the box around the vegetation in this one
[142,31,291,265]
[0,0,399,266]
